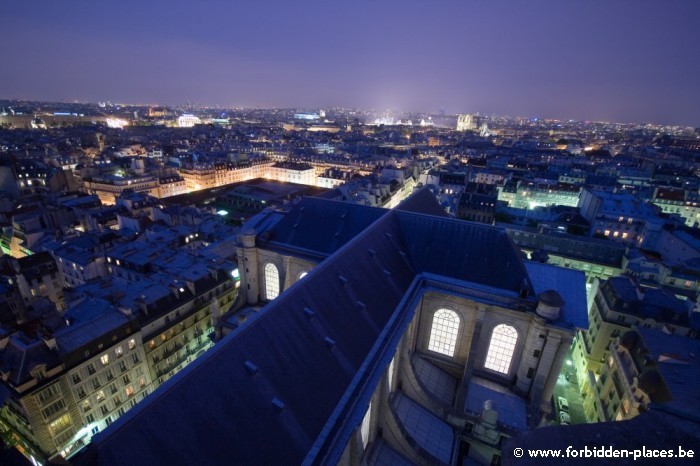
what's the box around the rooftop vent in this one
[536,290,564,320]
[271,398,285,413]
[244,361,258,375]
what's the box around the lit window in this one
[115,346,123,357]
[100,355,110,366]
[613,231,619,237]
[484,324,518,374]
[604,230,610,236]
[622,232,629,239]
[48,413,72,437]
[387,355,395,393]
[264,263,280,300]
[128,339,136,350]
[360,402,372,449]
[428,309,460,357]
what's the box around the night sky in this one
[3,0,700,126]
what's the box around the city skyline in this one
[3,1,700,127]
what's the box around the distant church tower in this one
[457,114,478,131]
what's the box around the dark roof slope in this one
[0,334,62,388]
[396,211,534,295]
[261,197,387,256]
[78,213,416,466]
[395,186,450,218]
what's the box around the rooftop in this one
[637,327,700,419]
[75,191,587,466]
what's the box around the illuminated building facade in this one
[266,162,316,185]
[156,177,187,198]
[579,189,660,245]
[0,262,238,464]
[9,252,66,312]
[571,275,699,423]
[0,301,152,463]
[582,327,699,426]
[83,175,160,205]
[179,160,273,191]
[499,181,581,210]
[457,114,478,131]
[652,187,700,228]
[176,114,201,128]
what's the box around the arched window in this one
[360,402,372,449]
[484,324,518,374]
[428,309,460,357]
[264,263,279,300]
[387,355,396,393]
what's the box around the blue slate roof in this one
[76,192,578,466]
[524,261,588,330]
[0,335,61,388]
[637,327,700,419]
[396,211,534,295]
[261,197,387,257]
[80,213,416,466]
[395,186,451,218]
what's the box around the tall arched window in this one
[485,324,518,374]
[264,263,279,300]
[428,309,460,357]
[360,402,372,449]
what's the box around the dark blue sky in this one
[3,0,700,125]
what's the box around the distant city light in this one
[178,114,201,128]
[294,112,320,120]
[217,210,228,216]
[105,118,128,129]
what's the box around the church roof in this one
[396,210,534,295]
[260,196,387,257]
[75,192,579,466]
